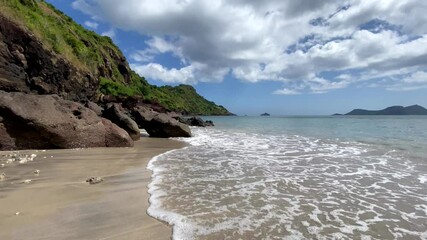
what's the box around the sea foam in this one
[147,127,427,239]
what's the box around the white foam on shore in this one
[419,175,427,184]
[147,148,198,240]
[146,127,427,239]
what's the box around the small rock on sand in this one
[21,179,31,184]
[0,172,5,180]
[86,177,104,185]
[34,169,40,175]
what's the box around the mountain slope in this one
[0,0,230,115]
[345,105,427,115]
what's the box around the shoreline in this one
[0,137,186,240]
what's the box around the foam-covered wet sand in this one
[0,138,185,240]
[149,126,427,239]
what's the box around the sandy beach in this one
[0,137,185,240]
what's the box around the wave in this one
[147,127,427,239]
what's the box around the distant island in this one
[260,113,270,116]
[339,105,427,115]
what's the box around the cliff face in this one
[0,0,135,102]
[0,15,96,101]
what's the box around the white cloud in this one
[130,51,155,63]
[131,63,195,84]
[273,88,300,95]
[130,37,183,63]
[72,0,99,20]
[73,0,427,93]
[308,77,351,93]
[387,84,427,91]
[101,28,115,39]
[147,37,181,55]
[403,71,427,84]
[84,21,98,29]
[383,71,427,91]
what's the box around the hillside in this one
[0,0,230,115]
[345,105,427,115]
[150,85,229,115]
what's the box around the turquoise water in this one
[148,116,427,239]
[209,116,427,158]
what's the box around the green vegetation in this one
[146,85,230,115]
[0,0,123,76]
[0,0,230,115]
[99,74,229,115]
[99,71,150,97]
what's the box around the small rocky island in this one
[338,105,427,115]
[260,113,271,116]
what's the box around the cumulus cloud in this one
[403,71,427,84]
[101,28,115,39]
[84,20,98,29]
[130,37,183,63]
[385,71,427,91]
[273,88,300,95]
[73,0,427,92]
[131,63,195,84]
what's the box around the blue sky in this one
[47,0,427,115]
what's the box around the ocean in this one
[147,116,427,240]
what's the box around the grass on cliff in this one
[100,73,229,115]
[0,0,125,82]
[148,85,229,115]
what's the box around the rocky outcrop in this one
[132,107,191,138]
[85,101,104,116]
[0,91,133,150]
[0,15,97,102]
[177,116,214,127]
[103,104,140,141]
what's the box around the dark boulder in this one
[102,118,135,147]
[176,116,214,127]
[132,107,191,138]
[205,120,214,126]
[103,104,140,141]
[188,117,206,126]
[85,101,104,116]
[99,94,117,104]
[0,117,15,150]
[122,96,142,109]
[0,91,133,150]
[131,106,157,129]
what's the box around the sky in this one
[46,0,427,115]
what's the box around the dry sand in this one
[0,137,186,240]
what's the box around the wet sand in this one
[0,137,185,240]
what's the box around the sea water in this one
[147,116,427,240]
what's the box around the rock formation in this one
[132,107,191,138]
[0,15,98,102]
[0,91,133,150]
[176,116,214,127]
[102,103,140,141]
